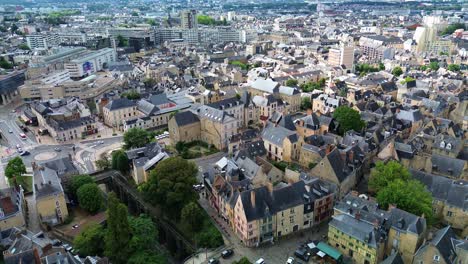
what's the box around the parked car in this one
[221,249,234,258]
[286,257,294,264]
[255,258,265,264]
[8,129,12,133]
[294,248,310,262]
[52,239,62,246]
[54,147,61,152]
[208,258,219,264]
[19,151,30,156]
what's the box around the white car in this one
[286,257,294,264]
[255,258,265,264]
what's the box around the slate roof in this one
[173,111,200,127]
[104,98,136,111]
[431,154,466,179]
[396,109,423,122]
[410,169,468,210]
[431,226,460,264]
[387,208,426,235]
[380,253,404,264]
[250,78,279,94]
[137,100,158,115]
[325,148,351,183]
[278,85,300,96]
[207,97,243,110]
[261,122,297,147]
[330,214,381,248]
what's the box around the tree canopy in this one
[392,66,403,76]
[429,61,439,71]
[447,64,460,72]
[141,157,198,219]
[0,57,13,69]
[111,150,130,173]
[181,202,204,233]
[441,23,466,35]
[77,183,103,214]
[128,251,166,264]
[128,215,158,252]
[369,161,411,193]
[73,223,105,257]
[233,257,253,264]
[377,179,433,223]
[105,193,131,264]
[300,97,312,111]
[333,106,365,135]
[123,127,150,149]
[5,157,26,183]
[95,155,111,171]
[300,78,326,92]
[285,79,298,87]
[68,174,94,198]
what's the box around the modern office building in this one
[328,43,355,71]
[64,48,116,78]
[181,10,198,29]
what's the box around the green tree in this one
[95,155,111,170]
[128,251,165,264]
[233,257,253,264]
[401,76,416,84]
[143,77,156,88]
[181,202,204,232]
[128,215,158,252]
[285,79,298,87]
[420,65,428,71]
[111,150,130,173]
[369,161,411,193]
[333,106,365,135]
[18,43,30,50]
[116,35,128,47]
[441,23,466,35]
[447,64,460,72]
[5,157,26,186]
[141,157,198,219]
[146,18,156,26]
[300,97,312,111]
[68,174,94,197]
[73,223,105,256]
[105,192,131,264]
[0,57,13,69]
[377,179,433,223]
[77,183,103,214]
[195,225,224,248]
[123,127,150,149]
[122,91,141,100]
[378,62,385,71]
[429,61,439,71]
[392,66,403,76]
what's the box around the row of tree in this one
[74,193,165,263]
[369,161,434,224]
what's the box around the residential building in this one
[248,78,301,113]
[103,98,139,131]
[328,43,355,71]
[181,10,198,29]
[261,121,300,162]
[0,187,26,231]
[126,143,170,184]
[32,159,74,226]
[168,111,201,143]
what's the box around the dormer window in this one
[433,255,440,262]
[439,141,445,148]
[446,143,452,150]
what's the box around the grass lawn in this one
[9,176,33,193]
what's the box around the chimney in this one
[355,211,361,221]
[351,190,359,197]
[348,150,354,164]
[32,162,37,170]
[251,190,256,208]
[388,204,397,211]
[265,182,273,194]
[306,108,313,115]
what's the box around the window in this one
[290,208,295,214]
[366,253,371,258]
[447,211,453,217]
[433,255,440,262]
[289,216,294,224]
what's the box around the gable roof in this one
[104,98,136,111]
[261,122,297,147]
[173,111,200,127]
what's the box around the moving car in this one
[19,151,30,156]
[54,147,61,152]
[255,258,265,264]
[20,133,27,139]
[208,258,219,264]
[286,257,294,264]
[221,249,234,258]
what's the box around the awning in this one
[317,242,342,260]
[317,251,326,258]
[307,242,317,249]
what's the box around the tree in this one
[400,76,416,84]
[105,192,131,264]
[146,18,156,26]
[129,215,158,252]
[143,77,156,88]
[111,150,130,173]
[392,66,403,76]
[420,65,428,71]
[285,79,298,87]
[369,161,411,193]
[233,257,253,264]
[18,43,30,50]
[441,23,466,35]
[10,24,18,34]
[429,61,439,71]
[128,251,165,264]
[95,155,111,170]
[377,179,433,224]
[77,183,103,214]
[300,97,312,111]
[122,91,141,100]
[140,157,198,219]
[123,127,150,149]
[447,64,460,72]
[181,202,204,232]
[195,225,224,248]
[333,106,365,135]
[0,57,13,69]
[5,157,26,186]
[68,174,94,197]
[378,62,385,71]
[73,223,105,256]
[116,35,128,47]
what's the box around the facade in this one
[168,111,201,143]
[0,187,26,231]
[103,98,139,131]
[248,78,301,113]
[328,44,355,71]
[261,122,300,162]
[181,10,198,29]
[64,48,116,78]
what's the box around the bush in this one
[77,183,103,214]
